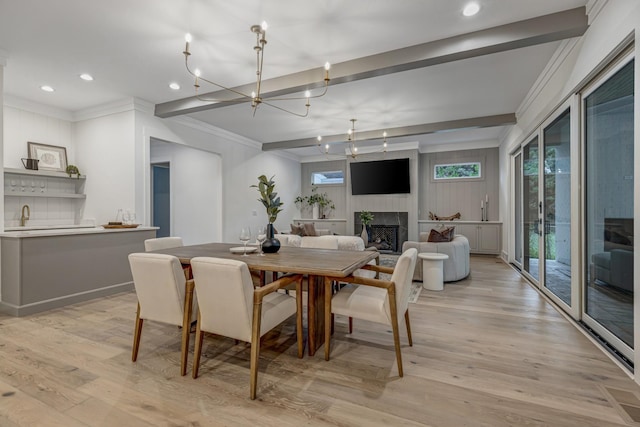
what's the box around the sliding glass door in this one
[582,55,634,359]
[513,152,523,268]
[541,108,572,307]
[522,137,540,283]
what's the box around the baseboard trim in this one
[0,282,134,317]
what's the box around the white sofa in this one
[402,234,470,282]
[277,233,366,251]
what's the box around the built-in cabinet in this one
[292,218,347,235]
[419,220,502,255]
[4,168,87,229]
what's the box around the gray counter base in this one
[1,228,155,317]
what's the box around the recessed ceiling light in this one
[463,2,480,16]
[169,82,180,90]
[40,85,54,92]
[80,73,94,81]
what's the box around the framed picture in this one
[28,142,68,172]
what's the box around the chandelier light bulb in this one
[324,62,331,71]
[261,21,268,31]
[185,33,193,43]
[305,90,311,98]
[353,147,358,153]
[325,144,329,152]
[194,68,201,77]
[251,91,256,98]
[317,136,322,142]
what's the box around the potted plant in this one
[296,187,335,219]
[359,210,374,243]
[251,175,283,253]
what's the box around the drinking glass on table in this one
[239,226,251,256]
[256,226,266,256]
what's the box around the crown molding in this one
[516,37,581,118]
[586,0,609,24]
[73,97,146,122]
[167,116,261,150]
[3,94,74,121]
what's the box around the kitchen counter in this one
[0,226,157,316]
[1,226,157,238]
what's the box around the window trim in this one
[310,170,344,186]
[433,161,482,181]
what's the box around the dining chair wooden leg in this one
[348,317,353,334]
[180,281,194,376]
[388,287,403,377]
[192,312,204,379]
[296,278,304,358]
[132,303,143,362]
[250,300,263,400]
[404,309,413,347]
[324,277,333,361]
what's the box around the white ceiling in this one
[0,0,589,158]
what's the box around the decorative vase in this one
[312,204,319,219]
[261,223,281,253]
[361,224,368,244]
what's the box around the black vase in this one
[261,223,281,253]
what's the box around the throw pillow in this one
[290,223,305,236]
[427,226,455,242]
[303,223,317,236]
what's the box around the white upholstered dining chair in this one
[323,247,417,377]
[144,236,184,251]
[190,257,303,400]
[128,252,196,376]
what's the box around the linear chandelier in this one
[182,22,331,117]
[317,119,388,158]
[346,119,387,159]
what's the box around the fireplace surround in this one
[354,211,408,254]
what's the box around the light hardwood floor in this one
[1,255,639,426]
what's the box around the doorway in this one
[151,162,170,238]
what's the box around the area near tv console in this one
[419,220,502,255]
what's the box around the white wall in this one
[74,110,136,225]
[2,105,80,227]
[135,112,301,243]
[150,139,222,245]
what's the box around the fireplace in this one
[354,211,408,254]
[369,225,399,252]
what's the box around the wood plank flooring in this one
[1,255,639,426]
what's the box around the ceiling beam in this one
[155,7,587,119]
[261,113,516,151]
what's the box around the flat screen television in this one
[350,158,410,195]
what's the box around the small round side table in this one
[418,252,449,291]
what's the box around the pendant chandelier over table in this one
[182,22,331,117]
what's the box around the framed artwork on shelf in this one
[28,142,68,172]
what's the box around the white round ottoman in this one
[418,252,449,291]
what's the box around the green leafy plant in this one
[359,210,374,226]
[65,164,81,179]
[251,175,283,224]
[296,187,335,218]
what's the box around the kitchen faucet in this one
[20,204,30,226]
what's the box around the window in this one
[433,162,481,180]
[311,170,344,185]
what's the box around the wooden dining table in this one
[148,242,378,356]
